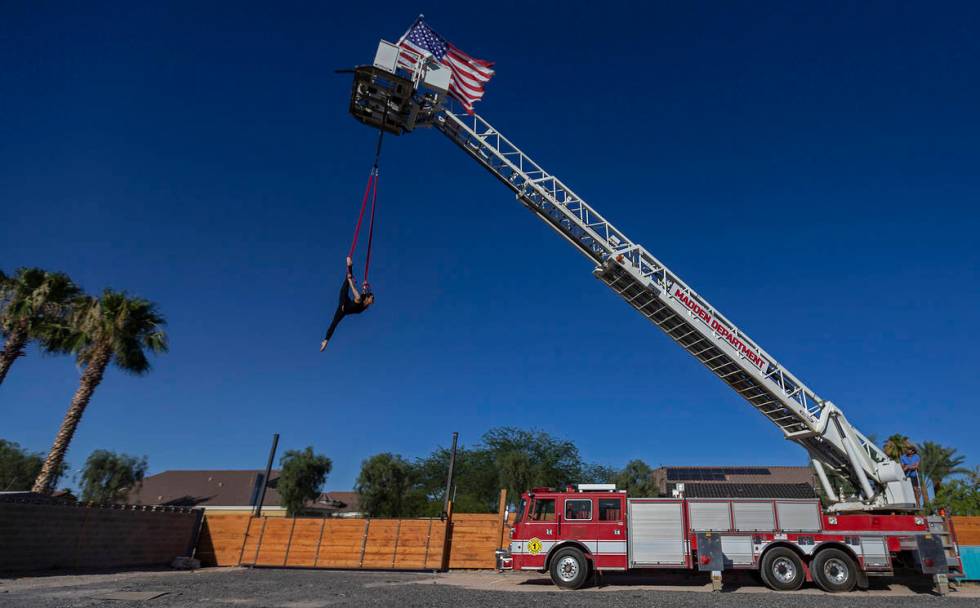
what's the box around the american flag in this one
[396,17,494,114]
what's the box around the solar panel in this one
[666,467,771,481]
[680,483,817,499]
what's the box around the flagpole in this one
[397,14,424,44]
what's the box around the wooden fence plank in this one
[285,519,323,567]
[255,518,293,565]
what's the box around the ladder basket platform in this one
[349,66,419,135]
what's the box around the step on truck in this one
[501,484,959,592]
[344,38,964,593]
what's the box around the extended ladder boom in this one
[349,45,916,512]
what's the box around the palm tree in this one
[919,441,969,501]
[0,268,82,386]
[882,434,911,460]
[32,290,167,494]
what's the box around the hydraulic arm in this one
[348,44,916,512]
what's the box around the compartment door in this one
[628,501,686,567]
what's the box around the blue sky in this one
[2,2,978,492]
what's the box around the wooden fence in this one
[196,493,512,570]
[244,517,447,569]
[953,516,980,546]
[196,515,449,569]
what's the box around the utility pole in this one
[443,432,458,518]
[254,433,279,518]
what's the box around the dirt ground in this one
[0,567,976,607]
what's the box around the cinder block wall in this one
[0,500,203,573]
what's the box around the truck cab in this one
[508,484,627,588]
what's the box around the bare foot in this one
[319,339,328,352]
[346,256,352,267]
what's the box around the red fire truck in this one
[502,485,956,592]
[344,38,964,593]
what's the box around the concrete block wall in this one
[0,499,203,573]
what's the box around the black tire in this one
[760,547,805,591]
[549,547,589,590]
[812,548,858,593]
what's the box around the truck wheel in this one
[812,548,857,593]
[760,547,805,591]
[549,547,589,590]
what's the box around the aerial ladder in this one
[347,41,917,513]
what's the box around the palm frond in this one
[63,289,168,374]
[0,267,83,347]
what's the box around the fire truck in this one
[345,40,964,592]
[505,485,955,592]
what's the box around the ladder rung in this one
[681,337,707,349]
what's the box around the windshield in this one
[517,498,528,522]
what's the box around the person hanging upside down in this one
[320,257,375,351]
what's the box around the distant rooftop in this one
[129,470,359,514]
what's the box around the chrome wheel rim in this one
[823,558,849,585]
[772,556,797,583]
[556,556,580,582]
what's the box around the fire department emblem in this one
[526,537,543,555]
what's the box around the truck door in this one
[560,496,595,550]
[521,497,557,568]
[594,496,628,570]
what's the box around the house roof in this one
[319,491,360,512]
[129,470,359,513]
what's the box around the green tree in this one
[581,463,619,485]
[0,439,66,491]
[277,447,333,516]
[412,445,500,514]
[882,434,911,460]
[412,428,589,514]
[614,460,658,497]
[497,449,538,504]
[920,441,968,500]
[482,427,583,500]
[364,428,595,515]
[79,450,148,504]
[932,476,980,516]
[0,268,82,385]
[356,453,426,517]
[32,291,167,494]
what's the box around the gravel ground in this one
[0,568,976,608]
